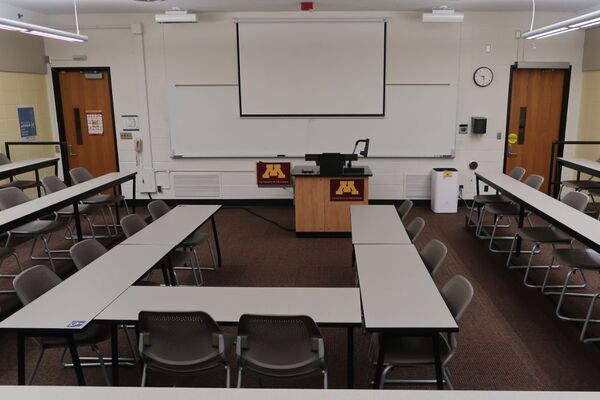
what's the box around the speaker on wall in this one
[471,117,487,134]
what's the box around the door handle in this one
[507,144,518,158]
[68,144,78,157]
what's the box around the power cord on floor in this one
[238,207,295,232]
[458,186,471,209]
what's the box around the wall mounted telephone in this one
[133,138,142,153]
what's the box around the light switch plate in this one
[120,131,133,140]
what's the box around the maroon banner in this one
[330,178,365,201]
[256,162,292,186]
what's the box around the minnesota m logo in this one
[335,180,360,195]
[261,164,286,179]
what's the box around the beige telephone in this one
[133,138,142,153]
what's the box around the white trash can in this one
[431,168,459,213]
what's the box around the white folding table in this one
[120,205,222,268]
[0,386,598,400]
[0,157,59,197]
[350,205,410,245]
[475,171,600,254]
[0,171,136,240]
[354,244,458,390]
[96,285,362,387]
[0,244,170,386]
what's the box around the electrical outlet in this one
[157,185,162,193]
[497,132,502,140]
[484,185,489,192]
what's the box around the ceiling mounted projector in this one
[155,9,197,23]
[422,8,464,23]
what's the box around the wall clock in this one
[473,66,494,87]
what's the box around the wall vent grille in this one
[172,173,221,198]
[404,173,431,199]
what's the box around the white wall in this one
[43,11,585,200]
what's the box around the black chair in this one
[13,265,111,385]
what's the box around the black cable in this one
[238,207,295,232]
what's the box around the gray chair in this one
[550,248,600,343]
[148,200,217,271]
[505,191,589,288]
[406,217,425,243]
[236,314,327,388]
[138,311,232,387]
[396,200,413,222]
[0,187,68,271]
[120,214,199,286]
[0,246,22,293]
[0,153,44,195]
[419,239,448,276]
[477,174,544,252]
[375,275,474,389]
[41,175,105,240]
[466,166,526,227]
[13,265,111,385]
[70,167,128,237]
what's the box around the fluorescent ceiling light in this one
[523,9,600,39]
[0,17,87,42]
[155,9,197,23]
[422,9,464,23]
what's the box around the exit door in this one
[504,65,570,194]
[53,68,119,179]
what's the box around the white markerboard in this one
[237,19,386,116]
[167,84,457,158]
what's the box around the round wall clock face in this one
[473,67,494,87]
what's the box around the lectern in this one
[292,153,372,234]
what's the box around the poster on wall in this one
[86,110,104,135]
[17,106,37,141]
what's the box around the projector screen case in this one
[235,18,387,117]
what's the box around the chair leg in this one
[91,344,110,386]
[28,348,45,385]
[443,367,453,390]
[225,365,231,388]
[122,324,138,362]
[41,235,56,272]
[236,366,243,388]
[379,364,393,389]
[189,249,201,286]
[581,291,600,343]
[141,364,148,387]
[323,368,328,389]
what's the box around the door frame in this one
[51,66,120,173]
[502,62,572,174]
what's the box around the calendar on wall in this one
[86,110,104,135]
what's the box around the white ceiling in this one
[2,0,600,14]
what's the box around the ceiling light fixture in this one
[422,7,464,23]
[0,0,87,42]
[523,9,600,40]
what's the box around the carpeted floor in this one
[0,205,599,390]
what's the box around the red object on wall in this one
[300,2,314,11]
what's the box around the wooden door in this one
[55,69,118,178]
[505,68,567,193]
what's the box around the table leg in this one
[432,333,443,390]
[17,333,25,385]
[347,327,354,389]
[73,202,83,241]
[34,169,42,198]
[373,333,385,389]
[132,176,136,214]
[67,334,86,386]
[211,215,222,268]
[111,324,119,386]
[515,206,525,256]
[114,185,121,226]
